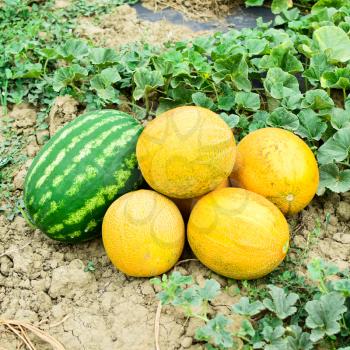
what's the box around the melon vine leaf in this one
[259,44,303,73]
[245,38,268,56]
[192,92,215,110]
[173,285,203,308]
[90,67,121,103]
[303,54,332,86]
[245,0,264,7]
[232,297,266,316]
[263,285,299,320]
[195,315,235,349]
[271,0,291,14]
[305,292,347,341]
[267,107,299,131]
[213,53,251,91]
[263,67,300,99]
[249,111,269,132]
[317,127,350,164]
[313,26,350,63]
[89,47,119,66]
[307,258,340,282]
[235,91,260,111]
[133,67,164,101]
[12,62,42,79]
[217,95,235,111]
[200,279,221,301]
[330,108,350,130]
[150,272,193,305]
[301,89,334,111]
[281,93,303,111]
[259,325,287,350]
[296,109,327,141]
[56,38,89,61]
[52,64,88,92]
[286,325,313,350]
[331,279,350,297]
[219,113,240,128]
[321,68,350,90]
[319,164,350,193]
[237,319,256,338]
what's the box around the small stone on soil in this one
[337,201,350,221]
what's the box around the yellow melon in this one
[172,178,230,219]
[188,188,289,280]
[230,128,319,215]
[102,190,185,277]
[136,106,236,199]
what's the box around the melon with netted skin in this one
[136,106,236,199]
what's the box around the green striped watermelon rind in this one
[23,109,143,243]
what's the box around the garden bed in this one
[1,0,350,349]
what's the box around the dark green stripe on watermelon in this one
[23,110,143,243]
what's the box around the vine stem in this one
[154,301,162,350]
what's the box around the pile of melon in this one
[23,106,319,280]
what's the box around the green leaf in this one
[296,109,327,141]
[89,48,119,65]
[245,0,264,6]
[249,111,269,132]
[286,325,313,350]
[12,63,42,79]
[317,127,350,164]
[262,325,287,349]
[192,92,215,110]
[313,26,350,63]
[200,279,221,301]
[281,93,303,111]
[271,0,291,14]
[232,297,266,316]
[56,39,89,61]
[173,285,202,308]
[259,44,304,73]
[321,68,350,90]
[238,319,255,339]
[305,292,347,341]
[217,95,235,111]
[195,315,234,348]
[301,89,334,111]
[332,279,350,297]
[219,113,240,128]
[303,54,332,86]
[90,67,121,103]
[312,0,348,10]
[133,67,164,101]
[319,164,350,193]
[263,285,299,320]
[307,258,340,282]
[235,92,260,111]
[213,53,252,91]
[38,48,58,60]
[264,67,300,99]
[246,38,268,56]
[52,64,88,92]
[267,107,299,131]
[330,108,350,130]
[156,98,183,115]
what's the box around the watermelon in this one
[23,109,143,243]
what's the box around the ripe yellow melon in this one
[230,128,319,215]
[188,188,289,280]
[102,189,185,277]
[136,106,236,199]
[172,178,230,219]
